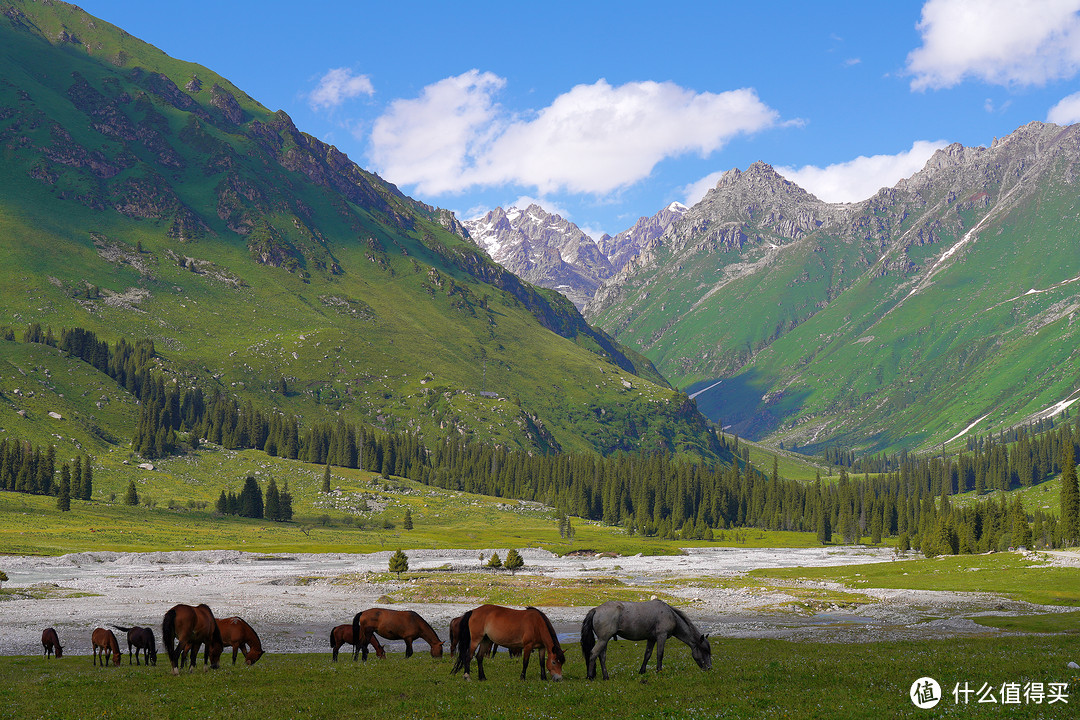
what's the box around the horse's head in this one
[692,633,712,671]
[244,648,265,665]
[111,650,122,666]
[546,644,565,681]
[430,640,444,658]
[148,647,157,666]
[55,645,63,659]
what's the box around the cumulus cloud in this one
[309,68,375,111]
[907,0,1080,90]
[369,70,506,196]
[681,170,729,206]
[1048,91,1080,124]
[774,141,948,204]
[368,72,779,198]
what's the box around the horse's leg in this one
[639,638,656,674]
[476,637,492,681]
[589,636,612,680]
[654,635,667,673]
[232,646,239,665]
[520,644,533,681]
[404,638,414,658]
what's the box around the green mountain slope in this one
[589,123,1080,454]
[0,0,718,459]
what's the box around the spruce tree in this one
[56,469,70,512]
[264,477,281,521]
[239,476,264,519]
[389,549,409,577]
[322,464,331,493]
[403,508,413,530]
[280,481,294,521]
[504,548,524,574]
[81,457,93,501]
[486,552,502,570]
[1060,443,1079,546]
[124,480,139,506]
[216,490,228,515]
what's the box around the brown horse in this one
[449,615,518,658]
[216,616,265,665]
[91,627,121,667]
[330,623,385,662]
[162,603,223,675]
[41,628,63,659]
[111,625,157,666]
[352,608,443,660]
[450,605,564,681]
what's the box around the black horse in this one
[111,624,158,665]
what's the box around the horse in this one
[111,625,157,666]
[330,623,384,662]
[351,608,443,660]
[450,604,564,681]
[580,599,712,680]
[91,627,122,667]
[449,614,519,658]
[216,616,265,665]
[162,603,223,675]
[41,628,63,659]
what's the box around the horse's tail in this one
[351,611,363,656]
[162,608,177,666]
[110,624,132,633]
[580,608,596,661]
[450,610,472,674]
[329,626,335,648]
[529,607,564,664]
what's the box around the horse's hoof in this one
[171,668,179,676]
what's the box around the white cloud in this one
[1048,91,1080,124]
[775,141,948,204]
[309,68,375,111]
[369,70,505,196]
[368,72,779,198]
[681,170,728,206]
[907,0,1080,90]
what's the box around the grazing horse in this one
[330,623,384,662]
[450,604,564,682]
[91,627,122,667]
[41,628,63,659]
[111,625,157,666]
[580,599,711,680]
[351,608,443,660]
[162,603,223,675]
[449,615,518,658]
[216,616,265,665]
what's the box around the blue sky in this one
[80,1,1080,239]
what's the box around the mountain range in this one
[583,123,1080,453]
[0,0,722,462]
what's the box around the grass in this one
[0,486,831,557]
[752,551,1080,606]
[971,611,1080,634]
[1,636,1077,719]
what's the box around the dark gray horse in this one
[580,599,711,680]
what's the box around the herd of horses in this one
[40,598,712,682]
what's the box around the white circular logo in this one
[910,677,942,709]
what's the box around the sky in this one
[78,0,1080,240]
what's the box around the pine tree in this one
[124,480,139,506]
[389,549,409,577]
[280,481,294,521]
[56,468,70,512]
[264,477,281,521]
[1060,442,1080,546]
[322,464,331,493]
[216,490,228,515]
[504,548,524,574]
[239,476,263,519]
[486,552,502,571]
[403,508,413,530]
[81,457,93,501]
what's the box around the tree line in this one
[0,438,93,511]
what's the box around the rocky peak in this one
[598,201,687,272]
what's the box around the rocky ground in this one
[1,547,1074,658]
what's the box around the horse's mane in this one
[526,606,565,664]
[667,602,703,642]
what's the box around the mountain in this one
[586,122,1080,454]
[0,0,722,460]
[464,204,612,309]
[464,202,686,309]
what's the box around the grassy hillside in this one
[0,0,720,460]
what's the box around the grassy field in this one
[752,551,1080,606]
[0,483,832,557]
[1,636,1077,719]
